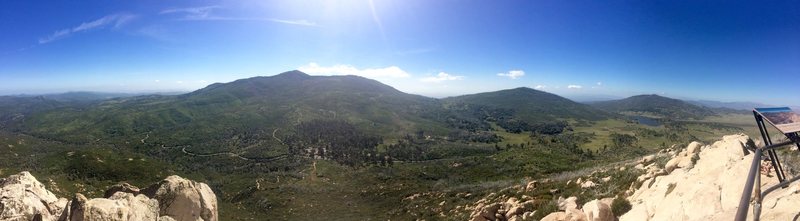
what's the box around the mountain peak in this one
[273,70,310,79]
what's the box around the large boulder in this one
[103,183,140,198]
[582,199,614,221]
[686,141,703,155]
[620,134,800,221]
[1,172,219,221]
[541,208,587,221]
[0,171,68,221]
[59,192,159,221]
[141,175,218,221]
[557,196,578,210]
[469,202,501,221]
[639,155,655,165]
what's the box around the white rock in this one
[61,192,159,221]
[582,199,614,221]
[526,181,538,192]
[639,155,656,164]
[664,157,681,173]
[142,175,219,221]
[558,196,578,211]
[686,141,703,155]
[0,171,67,221]
[620,134,800,221]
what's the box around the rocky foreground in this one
[621,134,800,221]
[463,134,800,221]
[0,172,217,221]
[4,134,800,221]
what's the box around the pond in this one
[632,116,662,127]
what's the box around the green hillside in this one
[16,71,452,154]
[443,87,611,133]
[590,94,717,119]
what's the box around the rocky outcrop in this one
[581,199,613,221]
[58,192,159,221]
[103,183,140,198]
[621,134,800,220]
[0,172,217,221]
[468,196,536,221]
[541,196,615,221]
[141,175,218,221]
[0,171,68,221]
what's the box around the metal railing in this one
[735,139,800,221]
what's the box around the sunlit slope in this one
[21,71,450,148]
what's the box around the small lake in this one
[632,116,662,127]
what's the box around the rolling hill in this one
[443,87,611,123]
[590,94,717,119]
[14,71,453,152]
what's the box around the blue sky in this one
[0,0,798,105]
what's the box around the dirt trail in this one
[272,128,284,145]
[140,132,150,144]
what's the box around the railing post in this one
[735,148,762,221]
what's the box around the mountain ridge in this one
[590,94,717,119]
[443,87,612,124]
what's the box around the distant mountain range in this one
[0,70,764,146]
[686,100,773,111]
[9,91,186,102]
[589,94,719,119]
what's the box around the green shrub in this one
[611,196,632,216]
[532,199,560,220]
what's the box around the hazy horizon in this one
[0,71,789,107]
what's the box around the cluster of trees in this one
[447,130,502,143]
[443,103,572,135]
[385,137,429,162]
[528,132,595,158]
[285,119,382,167]
[443,115,491,132]
[498,119,571,135]
[63,148,168,183]
[438,104,513,130]
[609,133,638,149]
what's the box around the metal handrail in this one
[735,139,800,221]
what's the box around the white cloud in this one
[39,13,137,44]
[267,19,317,26]
[160,5,220,20]
[497,70,525,79]
[596,82,602,86]
[161,5,316,26]
[420,72,464,83]
[567,85,582,89]
[176,81,184,84]
[154,80,161,83]
[534,85,546,89]
[40,29,71,43]
[298,63,410,78]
